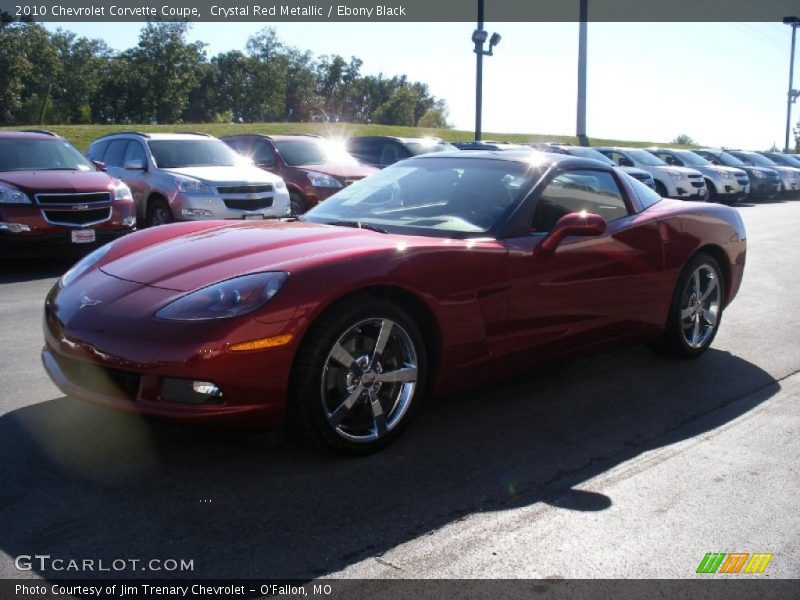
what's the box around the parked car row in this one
[1,128,796,257]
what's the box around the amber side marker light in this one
[229,334,293,352]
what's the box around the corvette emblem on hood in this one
[79,296,102,309]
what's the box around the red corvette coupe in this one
[42,151,746,453]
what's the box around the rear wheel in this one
[648,252,724,358]
[289,295,427,454]
[146,198,173,227]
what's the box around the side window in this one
[103,139,130,167]
[122,141,146,167]
[379,143,401,165]
[659,153,679,166]
[626,174,662,210]
[532,169,629,233]
[252,142,278,165]
[87,140,109,162]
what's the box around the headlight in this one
[0,184,32,204]
[752,170,766,179]
[61,242,115,287]
[114,182,132,200]
[306,171,343,189]
[155,272,289,321]
[176,178,214,194]
[718,171,732,180]
[274,180,288,193]
[665,170,685,180]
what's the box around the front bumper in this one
[749,178,781,199]
[171,189,292,221]
[41,274,300,430]
[667,177,707,200]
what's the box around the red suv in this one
[222,134,378,214]
[0,131,136,256]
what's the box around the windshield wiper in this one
[325,220,389,234]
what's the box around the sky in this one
[44,21,797,150]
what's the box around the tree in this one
[129,23,206,123]
[372,87,419,126]
[672,134,696,145]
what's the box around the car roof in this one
[222,134,323,142]
[92,132,216,142]
[413,149,611,171]
[348,135,445,143]
[0,130,62,141]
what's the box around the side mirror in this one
[618,157,634,167]
[124,159,146,170]
[92,160,107,172]
[539,212,607,253]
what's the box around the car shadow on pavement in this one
[0,346,778,580]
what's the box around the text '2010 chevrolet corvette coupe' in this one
[42,151,747,453]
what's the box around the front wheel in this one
[290,192,307,216]
[146,198,173,227]
[289,295,427,454]
[648,252,724,358]
[654,180,669,198]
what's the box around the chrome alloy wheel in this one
[321,318,418,443]
[680,264,722,349]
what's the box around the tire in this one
[289,294,427,455]
[648,252,725,358]
[655,180,669,198]
[146,197,173,227]
[290,191,307,216]
[705,180,717,203]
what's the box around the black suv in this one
[346,136,456,168]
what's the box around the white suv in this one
[595,146,707,200]
[87,132,291,226]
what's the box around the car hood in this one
[653,165,702,176]
[294,163,378,179]
[708,165,747,176]
[100,220,405,292]
[0,170,116,194]
[617,166,651,177]
[737,165,778,176]
[163,166,282,184]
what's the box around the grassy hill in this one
[2,122,692,152]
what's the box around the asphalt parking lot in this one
[0,197,798,580]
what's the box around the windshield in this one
[731,152,776,168]
[675,150,710,166]
[405,141,457,156]
[304,157,540,238]
[274,139,357,166]
[564,147,614,165]
[0,139,93,172]
[148,139,246,168]
[627,149,666,166]
[714,151,746,167]
[767,153,800,167]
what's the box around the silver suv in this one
[87,132,291,226]
[647,148,749,203]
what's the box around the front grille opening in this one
[43,208,111,225]
[223,198,274,210]
[54,353,141,401]
[217,184,273,194]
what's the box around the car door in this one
[501,168,666,367]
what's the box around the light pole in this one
[783,16,800,153]
[473,0,501,141]
[576,0,588,146]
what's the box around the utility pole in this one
[783,17,800,153]
[475,0,484,141]
[472,0,501,141]
[576,0,588,146]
